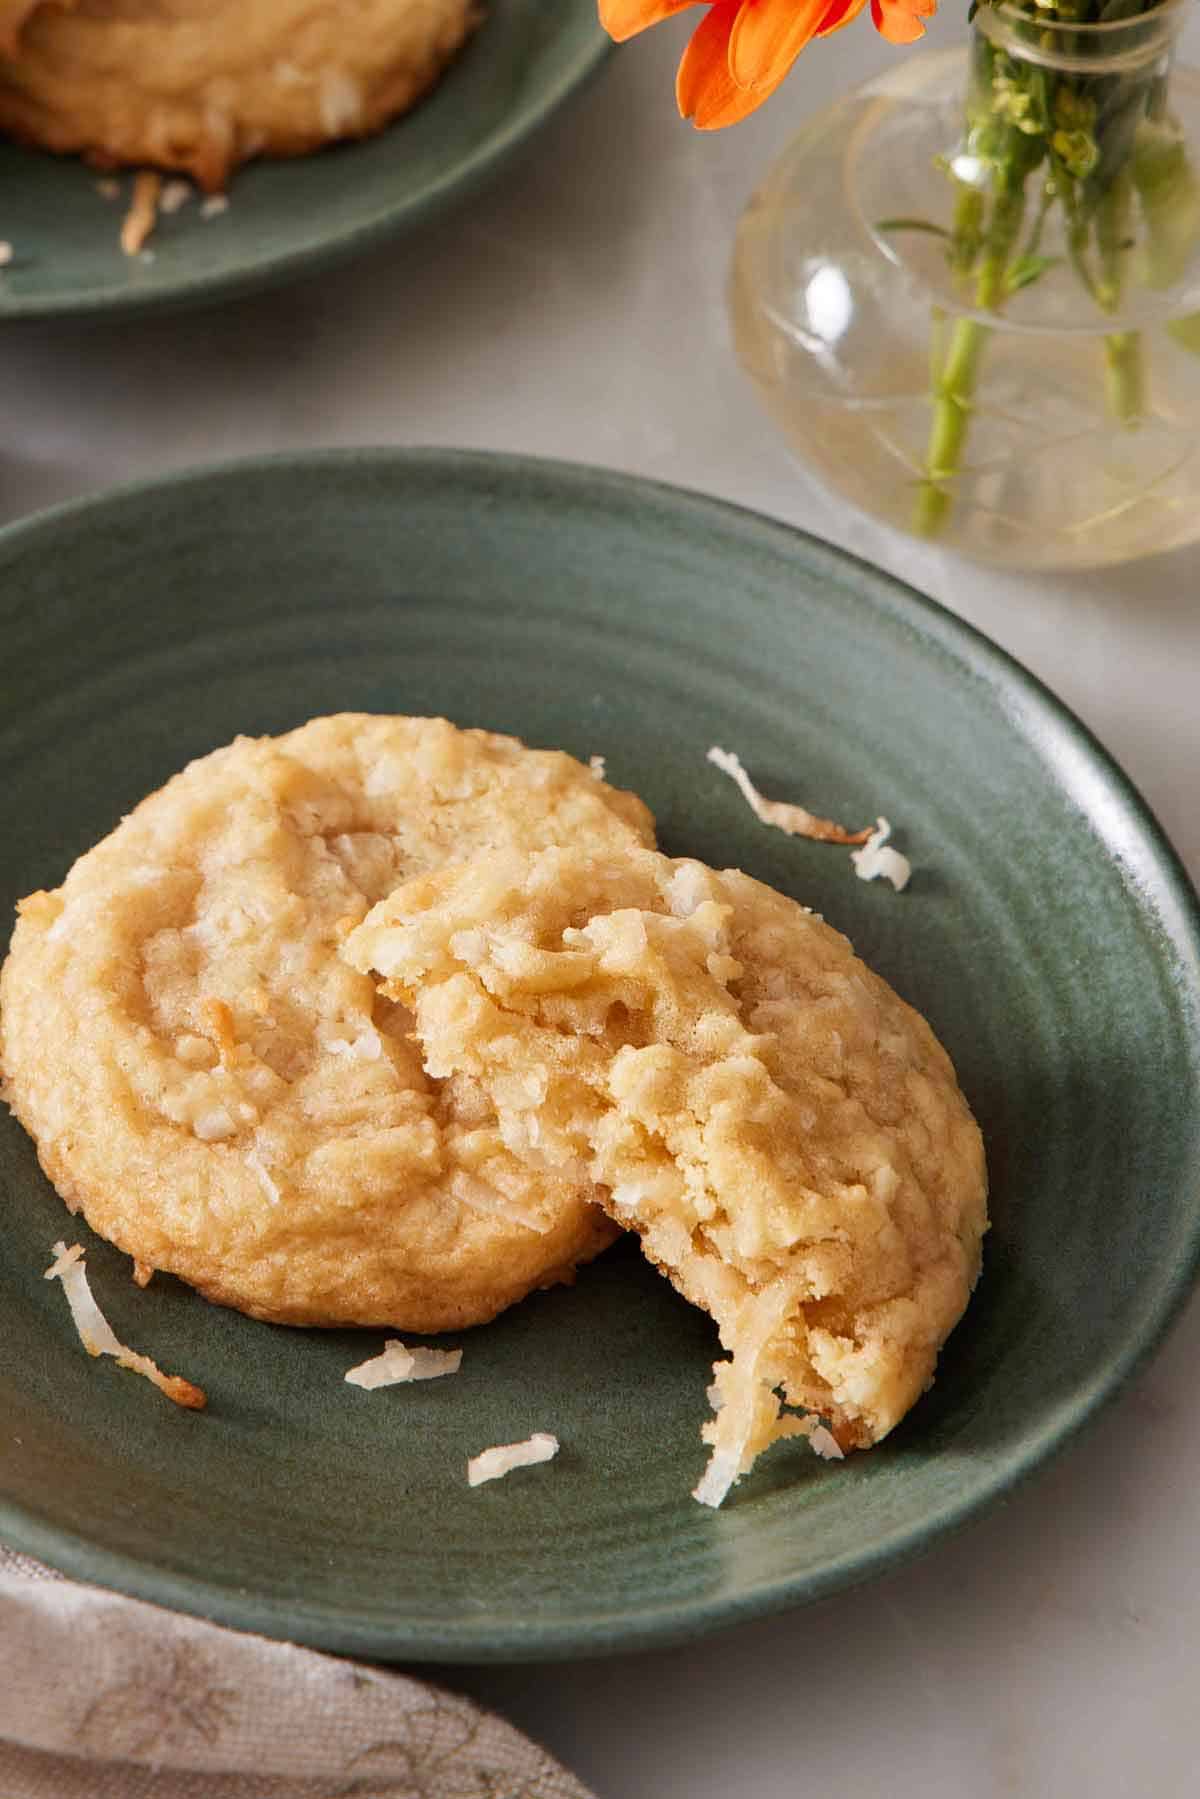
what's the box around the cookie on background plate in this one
[0,715,653,1331]
[0,0,482,192]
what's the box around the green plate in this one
[0,3,606,320]
[1,450,1198,1663]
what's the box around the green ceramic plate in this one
[0,3,606,320]
[1,450,1198,1663]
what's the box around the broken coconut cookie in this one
[344,844,987,1506]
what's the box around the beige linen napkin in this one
[0,1547,593,1799]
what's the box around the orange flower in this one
[599,0,937,128]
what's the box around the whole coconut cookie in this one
[0,0,480,192]
[345,845,988,1502]
[0,716,652,1330]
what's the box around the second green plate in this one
[0,2,607,319]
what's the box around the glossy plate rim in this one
[1,447,1199,1662]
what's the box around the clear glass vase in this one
[730,0,1200,570]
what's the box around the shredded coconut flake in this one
[45,1241,206,1409]
[694,1395,845,1507]
[193,1105,235,1142]
[121,170,161,257]
[588,754,607,780]
[45,906,71,942]
[245,1146,280,1204]
[159,178,192,215]
[450,1170,550,1235]
[808,1423,845,1461]
[345,1338,462,1389]
[319,67,363,135]
[666,861,714,919]
[692,1444,741,1508]
[273,58,308,88]
[326,1026,382,1061]
[850,817,912,892]
[707,746,871,845]
[200,195,229,220]
[0,242,13,268]
[45,1243,84,1281]
[692,1288,797,1508]
[467,1432,559,1487]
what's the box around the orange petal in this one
[728,0,836,89]
[676,1,798,126]
[676,0,795,127]
[870,0,934,42]
[600,0,703,43]
[676,3,739,121]
[689,75,786,126]
[817,0,870,36]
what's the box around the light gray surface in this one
[4,12,1200,1796]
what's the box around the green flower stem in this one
[915,177,1025,538]
[1054,159,1103,303]
[1022,181,1054,262]
[950,184,986,277]
[977,181,1028,306]
[1104,330,1146,420]
[929,305,949,389]
[1097,169,1146,424]
[1097,168,1133,308]
[915,316,991,537]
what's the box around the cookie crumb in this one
[159,178,192,214]
[346,1339,462,1388]
[850,818,911,892]
[468,1432,558,1486]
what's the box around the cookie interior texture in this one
[0,0,481,191]
[344,844,989,1503]
[0,716,653,1329]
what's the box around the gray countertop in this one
[4,12,1199,1793]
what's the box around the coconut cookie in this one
[0,0,480,193]
[344,845,987,1503]
[0,716,653,1330]
[0,1,48,57]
